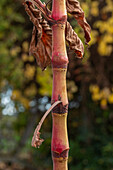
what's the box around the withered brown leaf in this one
[66,0,91,44]
[23,0,91,68]
[24,2,52,70]
[66,21,84,58]
[31,100,62,148]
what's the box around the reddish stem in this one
[51,0,69,169]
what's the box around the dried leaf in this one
[66,0,91,44]
[32,100,62,148]
[66,22,84,58]
[23,0,90,65]
[24,2,52,70]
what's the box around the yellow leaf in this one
[81,2,89,17]
[22,41,29,52]
[89,30,98,46]
[90,1,99,17]
[21,53,29,61]
[100,99,107,109]
[92,93,101,101]
[101,0,113,13]
[36,67,52,96]
[89,84,99,94]
[108,94,113,104]
[28,55,34,62]
[12,90,30,109]
[12,90,21,100]
[20,97,29,109]
[24,64,35,80]
[100,87,110,99]
[24,84,37,97]
[94,18,113,34]
[10,46,21,56]
[98,40,112,56]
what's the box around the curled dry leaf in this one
[24,2,52,70]
[32,132,44,148]
[31,100,62,148]
[23,0,91,67]
[66,21,84,58]
[66,0,91,44]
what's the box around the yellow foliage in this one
[36,67,52,96]
[89,30,98,46]
[100,99,107,109]
[20,97,29,109]
[81,2,89,17]
[12,90,21,100]
[96,23,113,56]
[22,53,34,62]
[21,53,29,61]
[98,41,112,56]
[89,84,99,94]
[101,0,113,13]
[108,94,113,104]
[94,19,113,34]
[24,64,35,80]
[67,13,72,18]
[92,93,101,101]
[12,90,29,109]
[24,84,37,97]
[103,34,113,44]
[90,85,113,107]
[10,46,21,56]
[108,17,113,34]
[100,87,110,99]
[90,1,99,17]
[28,55,34,62]
[22,41,29,52]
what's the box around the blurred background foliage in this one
[0,0,113,169]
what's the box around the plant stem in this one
[51,0,69,169]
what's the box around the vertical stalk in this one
[51,0,69,169]
[24,1,91,169]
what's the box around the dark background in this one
[0,0,113,169]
